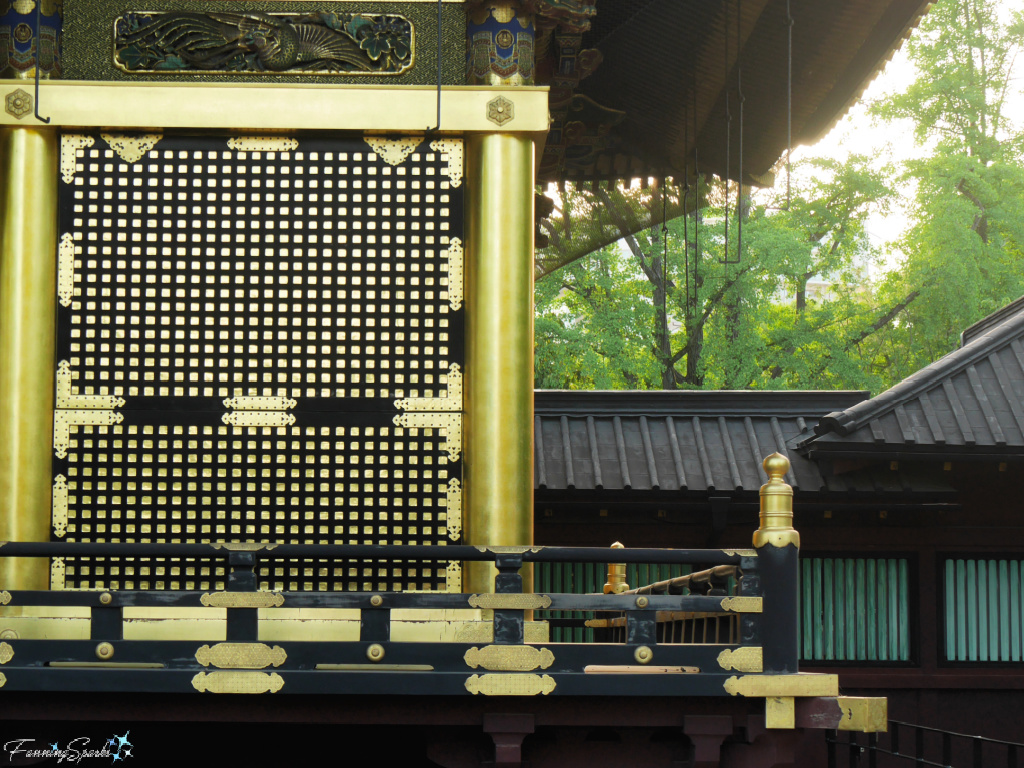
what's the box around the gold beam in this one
[0,82,549,139]
[464,132,535,593]
[837,696,888,733]
[0,127,58,590]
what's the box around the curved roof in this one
[539,0,932,183]
[799,300,1024,459]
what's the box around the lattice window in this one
[54,133,464,592]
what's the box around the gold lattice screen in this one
[51,133,464,592]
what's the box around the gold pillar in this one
[0,127,58,590]
[464,133,535,593]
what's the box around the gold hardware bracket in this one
[724,674,839,698]
[200,592,285,608]
[192,671,284,694]
[720,597,763,613]
[210,542,279,552]
[0,642,13,665]
[464,645,554,672]
[465,674,555,696]
[717,647,763,673]
[468,594,551,610]
[195,643,286,670]
[227,136,299,153]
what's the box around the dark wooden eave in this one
[551,0,932,183]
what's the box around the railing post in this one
[753,453,799,673]
[604,541,629,594]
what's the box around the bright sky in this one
[788,0,1024,266]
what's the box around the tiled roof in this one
[800,301,1024,458]
[533,391,867,493]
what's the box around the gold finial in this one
[604,542,629,594]
[753,453,799,549]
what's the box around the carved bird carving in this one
[124,12,374,72]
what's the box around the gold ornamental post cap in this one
[604,542,629,594]
[753,453,799,549]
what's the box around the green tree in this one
[535,159,904,391]
[870,0,1024,379]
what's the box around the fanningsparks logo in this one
[4,731,133,763]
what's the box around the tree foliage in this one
[535,0,1024,393]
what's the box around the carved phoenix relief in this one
[114,11,413,75]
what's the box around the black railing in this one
[0,540,796,695]
[828,721,1023,768]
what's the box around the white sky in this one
[787,2,1024,267]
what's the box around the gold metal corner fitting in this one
[191,671,284,694]
[723,674,839,698]
[717,647,763,673]
[392,411,462,461]
[100,133,163,164]
[60,135,96,184]
[364,136,422,166]
[53,360,127,458]
[199,592,285,608]
[465,674,555,696]
[429,139,463,187]
[719,596,762,613]
[722,549,757,558]
[195,643,287,670]
[467,594,551,610]
[394,364,462,412]
[446,478,462,541]
[464,645,554,672]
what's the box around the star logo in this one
[108,731,133,762]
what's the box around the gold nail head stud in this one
[634,646,653,664]
[96,642,114,660]
[99,593,112,605]
[369,595,383,607]
[366,644,385,662]
[636,596,649,609]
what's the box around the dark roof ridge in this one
[814,307,1024,437]
[535,389,867,417]
[961,295,1024,347]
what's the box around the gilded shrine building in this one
[0,1,935,765]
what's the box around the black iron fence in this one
[828,721,1023,768]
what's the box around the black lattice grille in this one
[54,133,464,592]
